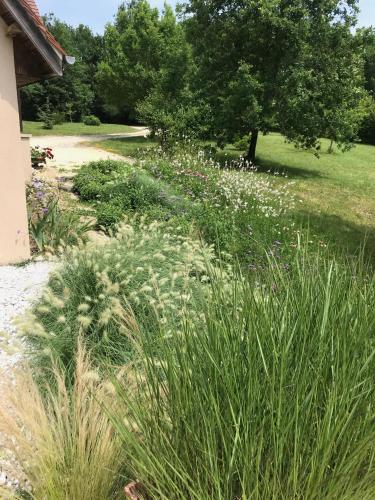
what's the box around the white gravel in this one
[0,261,54,370]
[30,128,148,169]
[0,260,54,495]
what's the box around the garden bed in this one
[2,142,375,499]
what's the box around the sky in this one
[36,0,375,35]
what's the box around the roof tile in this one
[20,0,66,56]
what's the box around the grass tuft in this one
[0,342,123,499]
[111,249,375,499]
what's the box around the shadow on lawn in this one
[215,148,324,179]
[296,209,375,266]
[255,157,324,179]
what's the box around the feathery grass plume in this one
[0,342,123,500]
[24,217,228,377]
[110,249,375,499]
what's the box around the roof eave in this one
[2,0,63,77]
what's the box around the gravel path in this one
[0,261,54,370]
[0,260,55,495]
[30,127,148,169]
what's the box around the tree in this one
[97,0,163,122]
[358,94,375,145]
[357,27,375,94]
[278,14,365,153]
[21,16,102,122]
[97,0,197,131]
[356,28,375,145]
[136,5,208,144]
[183,0,364,162]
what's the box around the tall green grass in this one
[112,249,375,499]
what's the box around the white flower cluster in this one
[214,169,297,217]
[139,146,297,219]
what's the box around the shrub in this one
[96,201,125,228]
[73,160,130,201]
[74,160,191,228]
[21,219,223,376]
[42,118,54,130]
[105,171,189,212]
[137,92,210,149]
[111,250,375,499]
[83,115,101,126]
[233,134,249,150]
[37,100,54,130]
[0,344,123,499]
[52,111,66,125]
[358,96,375,145]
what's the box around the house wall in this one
[21,134,32,181]
[0,17,30,264]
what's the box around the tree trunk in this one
[245,129,259,164]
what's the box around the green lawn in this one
[90,136,156,156]
[23,121,138,136]
[248,134,375,259]
[94,133,375,260]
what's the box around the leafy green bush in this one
[138,94,210,149]
[96,201,125,228]
[358,96,375,145]
[74,160,191,228]
[22,219,222,376]
[73,160,130,201]
[111,171,189,213]
[83,115,101,126]
[112,250,375,499]
[233,135,249,150]
[52,111,66,125]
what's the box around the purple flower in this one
[36,191,45,199]
[42,207,49,214]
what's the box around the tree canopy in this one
[97,0,187,123]
[21,15,103,123]
[183,0,364,160]
[21,0,374,154]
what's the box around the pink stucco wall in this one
[0,17,31,264]
[21,134,32,181]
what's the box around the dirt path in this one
[30,127,148,171]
